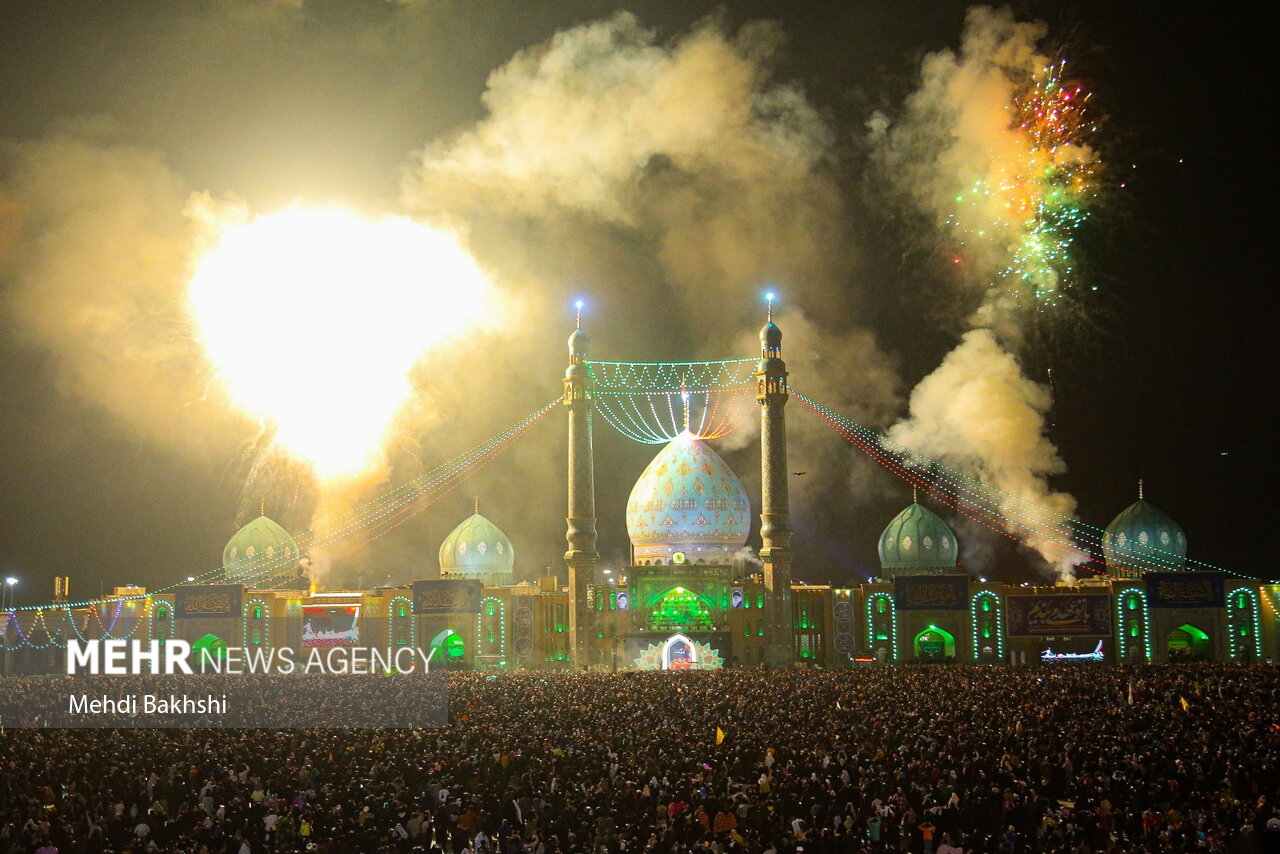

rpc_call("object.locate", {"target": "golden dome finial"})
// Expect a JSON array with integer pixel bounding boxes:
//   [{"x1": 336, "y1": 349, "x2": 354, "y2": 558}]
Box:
[{"x1": 1138, "y1": 478, "x2": 1144, "y2": 501}]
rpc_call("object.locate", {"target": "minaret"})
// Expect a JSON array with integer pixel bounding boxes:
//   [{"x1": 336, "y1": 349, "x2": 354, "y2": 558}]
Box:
[
  {"x1": 756, "y1": 296, "x2": 793, "y2": 667},
  {"x1": 564, "y1": 306, "x2": 598, "y2": 668}
]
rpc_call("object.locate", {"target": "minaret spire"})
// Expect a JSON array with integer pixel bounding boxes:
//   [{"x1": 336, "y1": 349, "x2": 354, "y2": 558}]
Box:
[
  {"x1": 564, "y1": 301, "x2": 598, "y2": 667},
  {"x1": 756, "y1": 291, "x2": 792, "y2": 667},
  {"x1": 681, "y1": 373, "x2": 690, "y2": 434}
]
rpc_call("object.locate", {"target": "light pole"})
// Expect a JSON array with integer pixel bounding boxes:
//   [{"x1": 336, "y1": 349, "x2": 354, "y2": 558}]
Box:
[{"x1": 3, "y1": 577, "x2": 16, "y2": 610}]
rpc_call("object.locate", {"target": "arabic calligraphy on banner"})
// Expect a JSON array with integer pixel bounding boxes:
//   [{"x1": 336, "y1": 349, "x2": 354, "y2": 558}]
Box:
[
  {"x1": 1145, "y1": 572, "x2": 1225, "y2": 608},
  {"x1": 412, "y1": 579, "x2": 485, "y2": 614},
  {"x1": 893, "y1": 575, "x2": 969, "y2": 610},
  {"x1": 1006, "y1": 594, "x2": 1111, "y2": 637},
  {"x1": 174, "y1": 585, "x2": 243, "y2": 619}
]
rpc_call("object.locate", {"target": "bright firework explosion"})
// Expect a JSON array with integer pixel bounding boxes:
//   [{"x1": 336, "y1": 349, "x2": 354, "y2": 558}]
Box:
[
  {"x1": 188, "y1": 209, "x2": 492, "y2": 481},
  {"x1": 948, "y1": 60, "x2": 1101, "y2": 310}
]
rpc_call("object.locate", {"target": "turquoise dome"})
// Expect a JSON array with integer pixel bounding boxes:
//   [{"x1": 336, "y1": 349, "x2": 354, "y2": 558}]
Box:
[
  {"x1": 1103, "y1": 499, "x2": 1186, "y2": 572},
  {"x1": 439, "y1": 513, "x2": 515, "y2": 585},
  {"x1": 626, "y1": 433, "x2": 750, "y2": 565},
  {"x1": 878, "y1": 502, "x2": 958, "y2": 575},
  {"x1": 223, "y1": 515, "x2": 299, "y2": 584}
]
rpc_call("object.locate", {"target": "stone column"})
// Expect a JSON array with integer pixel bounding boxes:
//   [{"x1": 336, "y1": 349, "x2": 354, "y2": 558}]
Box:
[
  {"x1": 757, "y1": 317, "x2": 793, "y2": 667},
  {"x1": 564, "y1": 326, "x2": 598, "y2": 668}
]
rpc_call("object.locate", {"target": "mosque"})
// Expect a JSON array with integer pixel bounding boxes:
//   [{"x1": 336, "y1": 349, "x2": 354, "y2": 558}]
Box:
[{"x1": 2, "y1": 316, "x2": 1277, "y2": 672}]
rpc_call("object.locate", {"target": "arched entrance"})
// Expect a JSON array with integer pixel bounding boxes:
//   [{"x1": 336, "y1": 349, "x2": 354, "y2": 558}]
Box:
[
  {"x1": 428, "y1": 629, "x2": 467, "y2": 669},
  {"x1": 661, "y1": 633, "x2": 698, "y2": 670},
  {"x1": 1167, "y1": 624, "x2": 1210, "y2": 661},
  {"x1": 647, "y1": 586, "x2": 715, "y2": 632},
  {"x1": 914, "y1": 625, "x2": 955, "y2": 661},
  {"x1": 192, "y1": 633, "x2": 227, "y2": 670}
]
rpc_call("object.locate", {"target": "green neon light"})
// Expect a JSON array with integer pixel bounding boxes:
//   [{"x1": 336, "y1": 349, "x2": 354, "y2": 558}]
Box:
[
  {"x1": 866, "y1": 593, "x2": 898, "y2": 660},
  {"x1": 970, "y1": 591, "x2": 1004, "y2": 660}
]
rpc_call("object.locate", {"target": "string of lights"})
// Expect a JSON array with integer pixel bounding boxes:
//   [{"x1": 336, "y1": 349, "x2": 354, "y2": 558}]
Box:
[
  {"x1": 594, "y1": 385, "x2": 756, "y2": 444},
  {"x1": 794, "y1": 388, "x2": 1125, "y2": 579},
  {"x1": 794, "y1": 389, "x2": 1256, "y2": 580},
  {"x1": 3, "y1": 400, "x2": 560, "y2": 644}
]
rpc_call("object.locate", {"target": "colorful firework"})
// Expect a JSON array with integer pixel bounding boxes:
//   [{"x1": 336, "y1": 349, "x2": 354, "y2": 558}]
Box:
[{"x1": 948, "y1": 60, "x2": 1101, "y2": 310}]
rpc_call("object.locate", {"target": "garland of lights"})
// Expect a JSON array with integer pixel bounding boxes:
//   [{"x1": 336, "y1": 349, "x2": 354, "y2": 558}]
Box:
[
  {"x1": 477, "y1": 596, "x2": 506, "y2": 660},
  {"x1": 865, "y1": 593, "x2": 898, "y2": 661},
  {"x1": 795, "y1": 389, "x2": 1126, "y2": 579},
  {"x1": 1116, "y1": 588, "x2": 1151, "y2": 661},
  {"x1": 243, "y1": 597, "x2": 269, "y2": 648},
  {"x1": 595, "y1": 386, "x2": 756, "y2": 444},
  {"x1": 1227, "y1": 587, "x2": 1261, "y2": 660},
  {"x1": 390, "y1": 595, "x2": 415, "y2": 664},
  {"x1": 798, "y1": 389, "x2": 1125, "y2": 576},
  {"x1": 794, "y1": 389, "x2": 1258, "y2": 581},
  {"x1": 589, "y1": 359, "x2": 757, "y2": 391},
  {"x1": 799, "y1": 389, "x2": 1241, "y2": 577},
  {"x1": 2, "y1": 400, "x2": 559, "y2": 649},
  {"x1": 588, "y1": 360, "x2": 759, "y2": 445},
  {"x1": 970, "y1": 590, "x2": 1005, "y2": 660}
]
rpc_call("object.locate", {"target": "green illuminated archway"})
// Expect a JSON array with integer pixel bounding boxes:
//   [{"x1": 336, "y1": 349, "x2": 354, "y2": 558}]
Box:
[
  {"x1": 428, "y1": 629, "x2": 466, "y2": 669},
  {"x1": 914, "y1": 625, "x2": 955, "y2": 660},
  {"x1": 1167, "y1": 624, "x2": 1210, "y2": 661},
  {"x1": 647, "y1": 586, "x2": 715, "y2": 631},
  {"x1": 192, "y1": 633, "x2": 227, "y2": 670}
]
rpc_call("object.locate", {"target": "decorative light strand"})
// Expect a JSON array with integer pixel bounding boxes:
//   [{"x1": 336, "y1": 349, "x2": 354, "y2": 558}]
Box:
[
  {"x1": 8, "y1": 400, "x2": 560, "y2": 623},
  {"x1": 797, "y1": 390, "x2": 1233, "y2": 576},
  {"x1": 1116, "y1": 588, "x2": 1151, "y2": 661},
  {"x1": 795, "y1": 389, "x2": 1124, "y2": 579},
  {"x1": 794, "y1": 389, "x2": 1258, "y2": 580},
  {"x1": 970, "y1": 590, "x2": 1005, "y2": 660}
]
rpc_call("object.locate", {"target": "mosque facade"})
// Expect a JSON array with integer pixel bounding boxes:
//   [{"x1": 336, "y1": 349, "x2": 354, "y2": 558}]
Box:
[{"x1": 3, "y1": 319, "x2": 1277, "y2": 673}]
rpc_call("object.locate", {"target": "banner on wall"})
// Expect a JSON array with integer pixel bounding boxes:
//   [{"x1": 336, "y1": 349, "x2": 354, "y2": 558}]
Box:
[
  {"x1": 1145, "y1": 572, "x2": 1225, "y2": 608},
  {"x1": 174, "y1": 585, "x2": 243, "y2": 619},
  {"x1": 894, "y1": 575, "x2": 969, "y2": 610},
  {"x1": 1006, "y1": 594, "x2": 1112, "y2": 637},
  {"x1": 412, "y1": 579, "x2": 484, "y2": 614}
]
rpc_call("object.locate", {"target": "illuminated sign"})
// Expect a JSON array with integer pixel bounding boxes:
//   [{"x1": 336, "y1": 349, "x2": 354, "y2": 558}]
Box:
[
  {"x1": 301, "y1": 605, "x2": 360, "y2": 648},
  {"x1": 1040, "y1": 639, "x2": 1104, "y2": 661}
]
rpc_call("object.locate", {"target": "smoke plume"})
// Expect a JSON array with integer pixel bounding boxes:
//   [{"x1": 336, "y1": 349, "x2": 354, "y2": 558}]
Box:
[{"x1": 871, "y1": 7, "x2": 1082, "y2": 579}]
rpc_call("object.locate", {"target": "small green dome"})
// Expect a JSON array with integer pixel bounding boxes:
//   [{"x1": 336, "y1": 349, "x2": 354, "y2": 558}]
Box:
[
  {"x1": 223, "y1": 515, "x2": 299, "y2": 583},
  {"x1": 439, "y1": 513, "x2": 515, "y2": 585},
  {"x1": 1103, "y1": 499, "x2": 1186, "y2": 572},
  {"x1": 878, "y1": 502, "x2": 958, "y2": 575}
]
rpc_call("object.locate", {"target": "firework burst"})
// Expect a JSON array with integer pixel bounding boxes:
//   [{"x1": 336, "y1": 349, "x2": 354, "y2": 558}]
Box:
[{"x1": 948, "y1": 60, "x2": 1102, "y2": 311}]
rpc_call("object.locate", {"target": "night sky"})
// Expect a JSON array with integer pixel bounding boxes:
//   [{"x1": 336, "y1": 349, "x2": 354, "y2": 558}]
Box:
[{"x1": 0, "y1": 1, "x2": 1268, "y2": 606}]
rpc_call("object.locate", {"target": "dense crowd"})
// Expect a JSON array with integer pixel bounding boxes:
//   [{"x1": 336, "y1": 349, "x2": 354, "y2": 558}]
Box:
[{"x1": 2, "y1": 664, "x2": 1278, "y2": 854}]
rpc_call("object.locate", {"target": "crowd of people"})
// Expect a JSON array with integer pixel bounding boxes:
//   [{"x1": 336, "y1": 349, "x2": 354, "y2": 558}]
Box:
[{"x1": 1, "y1": 664, "x2": 1278, "y2": 854}]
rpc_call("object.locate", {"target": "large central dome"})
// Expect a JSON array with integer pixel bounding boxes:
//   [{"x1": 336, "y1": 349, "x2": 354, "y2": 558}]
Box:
[{"x1": 626, "y1": 433, "x2": 751, "y2": 565}]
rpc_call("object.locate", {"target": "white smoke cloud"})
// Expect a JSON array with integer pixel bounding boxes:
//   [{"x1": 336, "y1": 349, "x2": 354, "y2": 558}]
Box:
[
  {"x1": 403, "y1": 12, "x2": 852, "y2": 325},
  {"x1": 403, "y1": 13, "x2": 902, "y2": 562},
  {"x1": 1, "y1": 10, "x2": 921, "y2": 590},
  {"x1": 873, "y1": 7, "x2": 1083, "y2": 580}
]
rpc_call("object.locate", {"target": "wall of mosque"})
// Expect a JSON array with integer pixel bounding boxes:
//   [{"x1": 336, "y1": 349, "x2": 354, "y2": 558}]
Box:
[{"x1": 4, "y1": 574, "x2": 1275, "y2": 673}]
